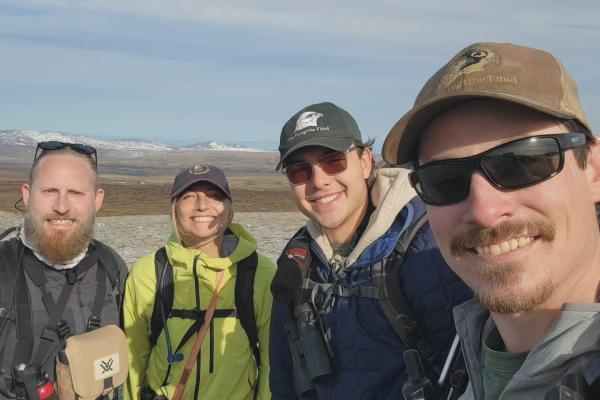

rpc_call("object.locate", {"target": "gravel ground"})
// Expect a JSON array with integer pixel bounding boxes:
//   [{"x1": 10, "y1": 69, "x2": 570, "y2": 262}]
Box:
[{"x1": 0, "y1": 211, "x2": 307, "y2": 267}]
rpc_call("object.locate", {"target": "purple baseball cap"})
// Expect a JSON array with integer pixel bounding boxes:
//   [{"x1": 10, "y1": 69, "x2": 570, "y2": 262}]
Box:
[{"x1": 170, "y1": 164, "x2": 232, "y2": 201}]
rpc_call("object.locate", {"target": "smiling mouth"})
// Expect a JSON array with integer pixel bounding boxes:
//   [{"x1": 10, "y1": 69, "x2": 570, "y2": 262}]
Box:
[
  {"x1": 474, "y1": 236, "x2": 534, "y2": 255},
  {"x1": 47, "y1": 219, "x2": 75, "y2": 226},
  {"x1": 311, "y1": 192, "x2": 341, "y2": 205},
  {"x1": 192, "y1": 216, "x2": 215, "y2": 222}
]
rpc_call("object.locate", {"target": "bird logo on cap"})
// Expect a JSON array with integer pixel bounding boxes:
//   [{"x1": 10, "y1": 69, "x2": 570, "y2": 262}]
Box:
[{"x1": 294, "y1": 111, "x2": 323, "y2": 133}]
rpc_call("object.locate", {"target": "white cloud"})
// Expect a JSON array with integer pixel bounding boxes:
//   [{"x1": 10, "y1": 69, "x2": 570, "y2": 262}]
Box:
[
  {"x1": 14, "y1": 0, "x2": 598, "y2": 41},
  {"x1": 2, "y1": 0, "x2": 599, "y2": 141}
]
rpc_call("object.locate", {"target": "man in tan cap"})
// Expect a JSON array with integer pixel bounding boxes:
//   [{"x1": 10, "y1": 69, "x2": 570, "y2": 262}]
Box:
[{"x1": 383, "y1": 42, "x2": 600, "y2": 399}]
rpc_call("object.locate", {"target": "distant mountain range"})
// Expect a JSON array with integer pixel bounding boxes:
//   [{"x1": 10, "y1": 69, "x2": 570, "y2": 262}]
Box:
[{"x1": 0, "y1": 130, "x2": 269, "y2": 152}]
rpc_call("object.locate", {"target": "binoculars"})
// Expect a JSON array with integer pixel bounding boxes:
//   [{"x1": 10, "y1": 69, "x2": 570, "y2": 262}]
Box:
[{"x1": 285, "y1": 302, "x2": 333, "y2": 398}]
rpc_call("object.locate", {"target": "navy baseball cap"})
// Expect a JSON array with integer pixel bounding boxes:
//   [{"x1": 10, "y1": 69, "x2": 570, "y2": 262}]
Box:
[{"x1": 170, "y1": 164, "x2": 232, "y2": 201}]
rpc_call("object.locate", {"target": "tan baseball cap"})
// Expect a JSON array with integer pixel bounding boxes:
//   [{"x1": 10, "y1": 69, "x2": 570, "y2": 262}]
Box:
[{"x1": 382, "y1": 42, "x2": 592, "y2": 165}]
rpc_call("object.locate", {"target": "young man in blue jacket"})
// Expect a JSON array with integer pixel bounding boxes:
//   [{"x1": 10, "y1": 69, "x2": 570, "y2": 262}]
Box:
[{"x1": 269, "y1": 101, "x2": 472, "y2": 399}]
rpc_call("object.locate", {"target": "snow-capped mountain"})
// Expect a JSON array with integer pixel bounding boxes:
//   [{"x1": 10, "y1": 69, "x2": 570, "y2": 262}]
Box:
[
  {"x1": 183, "y1": 141, "x2": 265, "y2": 152},
  {"x1": 0, "y1": 130, "x2": 266, "y2": 152}
]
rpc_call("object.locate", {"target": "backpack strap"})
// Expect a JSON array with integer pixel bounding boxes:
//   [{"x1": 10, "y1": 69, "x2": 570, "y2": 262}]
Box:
[
  {"x1": 371, "y1": 206, "x2": 437, "y2": 369},
  {"x1": 272, "y1": 228, "x2": 313, "y2": 307},
  {"x1": 16, "y1": 247, "x2": 103, "y2": 368},
  {"x1": 0, "y1": 227, "x2": 18, "y2": 242},
  {"x1": 235, "y1": 251, "x2": 260, "y2": 370},
  {"x1": 149, "y1": 247, "x2": 261, "y2": 394},
  {"x1": 0, "y1": 239, "x2": 21, "y2": 334},
  {"x1": 150, "y1": 247, "x2": 173, "y2": 347},
  {"x1": 92, "y1": 241, "x2": 121, "y2": 290}
]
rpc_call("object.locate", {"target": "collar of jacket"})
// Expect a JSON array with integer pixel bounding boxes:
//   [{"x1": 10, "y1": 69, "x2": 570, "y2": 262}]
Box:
[
  {"x1": 306, "y1": 167, "x2": 417, "y2": 267},
  {"x1": 454, "y1": 299, "x2": 600, "y2": 398},
  {"x1": 165, "y1": 222, "x2": 257, "y2": 274}
]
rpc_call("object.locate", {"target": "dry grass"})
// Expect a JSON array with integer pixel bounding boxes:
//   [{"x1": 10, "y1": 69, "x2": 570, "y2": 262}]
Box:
[
  {"x1": 0, "y1": 174, "x2": 298, "y2": 216},
  {"x1": 0, "y1": 148, "x2": 299, "y2": 216}
]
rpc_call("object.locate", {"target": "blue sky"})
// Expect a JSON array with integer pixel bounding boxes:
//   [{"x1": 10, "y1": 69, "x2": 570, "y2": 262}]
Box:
[{"x1": 1, "y1": 1, "x2": 598, "y2": 150}]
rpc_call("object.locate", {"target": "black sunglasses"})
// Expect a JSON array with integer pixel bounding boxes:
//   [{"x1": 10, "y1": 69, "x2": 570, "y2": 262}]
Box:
[
  {"x1": 34, "y1": 141, "x2": 97, "y2": 168},
  {"x1": 283, "y1": 146, "x2": 361, "y2": 185},
  {"x1": 410, "y1": 133, "x2": 587, "y2": 206}
]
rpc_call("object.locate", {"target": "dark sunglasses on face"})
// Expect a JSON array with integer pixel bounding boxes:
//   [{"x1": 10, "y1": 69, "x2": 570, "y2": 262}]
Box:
[
  {"x1": 410, "y1": 132, "x2": 587, "y2": 206},
  {"x1": 284, "y1": 146, "x2": 361, "y2": 185},
  {"x1": 34, "y1": 141, "x2": 98, "y2": 168}
]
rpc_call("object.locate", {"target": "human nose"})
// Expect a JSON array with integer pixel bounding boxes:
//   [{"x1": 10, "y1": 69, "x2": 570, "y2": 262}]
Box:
[
  {"x1": 53, "y1": 192, "x2": 70, "y2": 214},
  {"x1": 195, "y1": 193, "x2": 209, "y2": 210},
  {"x1": 461, "y1": 172, "x2": 516, "y2": 227},
  {"x1": 309, "y1": 163, "x2": 332, "y2": 188}
]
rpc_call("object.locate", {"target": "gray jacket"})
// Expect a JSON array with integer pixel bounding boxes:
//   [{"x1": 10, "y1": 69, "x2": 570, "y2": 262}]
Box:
[
  {"x1": 0, "y1": 238, "x2": 128, "y2": 399},
  {"x1": 455, "y1": 299, "x2": 600, "y2": 400}
]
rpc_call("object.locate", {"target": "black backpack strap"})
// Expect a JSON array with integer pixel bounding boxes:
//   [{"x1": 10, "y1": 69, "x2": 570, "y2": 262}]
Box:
[
  {"x1": 235, "y1": 252, "x2": 260, "y2": 368},
  {"x1": 235, "y1": 252, "x2": 260, "y2": 398},
  {"x1": 150, "y1": 247, "x2": 173, "y2": 347},
  {"x1": 19, "y1": 248, "x2": 101, "y2": 369},
  {"x1": 13, "y1": 268, "x2": 34, "y2": 372},
  {"x1": 371, "y1": 207, "x2": 437, "y2": 369},
  {"x1": 0, "y1": 239, "x2": 21, "y2": 334},
  {"x1": 88, "y1": 260, "x2": 108, "y2": 331},
  {"x1": 0, "y1": 227, "x2": 18, "y2": 242},
  {"x1": 92, "y1": 241, "x2": 121, "y2": 289},
  {"x1": 90, "y1": 241, "x2": 122, "y2": 330}
]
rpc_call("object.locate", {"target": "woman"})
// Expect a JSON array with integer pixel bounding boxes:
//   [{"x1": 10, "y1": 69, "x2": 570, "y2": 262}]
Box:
[{"x1": 123, "y1": 164, "x2": 275, "y2": 400}]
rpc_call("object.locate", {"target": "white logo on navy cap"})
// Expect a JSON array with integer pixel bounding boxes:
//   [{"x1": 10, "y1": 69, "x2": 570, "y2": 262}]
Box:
[
  {"x1": 189, "y1": 164, "x2": 209, "y2": 174},
  {"x1": 294, "y1": 111, "x2": 323, "y2": 133}
]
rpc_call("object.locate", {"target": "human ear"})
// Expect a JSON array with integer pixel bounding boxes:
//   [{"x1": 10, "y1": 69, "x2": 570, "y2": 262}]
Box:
[
  {"x1": 360, "y1": 147, "x2": 373, "y2": 180},
  {"x1": 586, "y1": 141, "x2": 600, "y2": 202},
  {"x1": 95, "y1": 188, "x2": 105, "y2": 212},
  {"x1": 21, "y1": 183, "x2": 31, "y2": 207}
]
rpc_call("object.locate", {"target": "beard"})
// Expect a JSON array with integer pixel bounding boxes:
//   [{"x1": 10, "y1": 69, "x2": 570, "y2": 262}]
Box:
[
  {"x1": 23, "y1": 210, "x2": 95, "y2": 263},
  {"x1": 472, "y1": 260, "x2": 557, "y2": 313},
  {"x1": 450, "y1": 219, "x2": 556, "y2": 314}
]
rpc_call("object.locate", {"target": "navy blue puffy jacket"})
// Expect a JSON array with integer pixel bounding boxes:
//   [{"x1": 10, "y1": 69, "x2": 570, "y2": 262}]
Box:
[{"x1": 269, "y1": 198, "x2": 473, "y2": 399}]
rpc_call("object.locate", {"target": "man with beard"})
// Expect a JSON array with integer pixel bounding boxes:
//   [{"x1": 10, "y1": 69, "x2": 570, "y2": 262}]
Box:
[
  {"x1": 383, "y1": 42, "x2": 600, "y2": 399},
  {"x1": 0, "y1": 142, "x2": 128, "y2": 399}
]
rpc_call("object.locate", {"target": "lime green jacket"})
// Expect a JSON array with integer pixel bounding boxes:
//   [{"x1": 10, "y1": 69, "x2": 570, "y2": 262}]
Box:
[{"x1": 123, "y1": 224, "x2": 275, "y2": 400}]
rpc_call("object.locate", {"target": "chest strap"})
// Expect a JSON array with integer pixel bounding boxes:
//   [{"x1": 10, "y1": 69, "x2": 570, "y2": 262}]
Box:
[{"x1": 13, "y1": 247, "x2": 106, "y2": 370}]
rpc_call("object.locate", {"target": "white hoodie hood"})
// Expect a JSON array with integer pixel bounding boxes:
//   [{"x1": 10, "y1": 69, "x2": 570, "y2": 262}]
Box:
[{"x1": 306, "y1": 167, "x2": 417, "y2": 267}]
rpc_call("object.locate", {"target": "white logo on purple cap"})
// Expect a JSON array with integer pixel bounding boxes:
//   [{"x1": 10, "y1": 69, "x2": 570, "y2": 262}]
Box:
[{"x1": 294, "y1": 111, "x2": 323, "y2": 133}]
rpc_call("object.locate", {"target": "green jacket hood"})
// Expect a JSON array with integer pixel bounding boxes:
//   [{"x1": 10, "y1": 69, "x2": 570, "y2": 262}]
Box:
[{"x1": 165, "y1": 223, "x2": 257, "y2": 274}]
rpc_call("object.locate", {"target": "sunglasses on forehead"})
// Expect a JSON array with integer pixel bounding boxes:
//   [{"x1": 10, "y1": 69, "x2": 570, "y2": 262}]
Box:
[
  {"x1": 34, "y1": 141, "x2": 98, "y2": 168},
  {"x1": 283, "y1": 146, "x2": 361, "y2": 185},
  {"x1": 410, "y1": 132, "x2": 587, "y2": 206}
]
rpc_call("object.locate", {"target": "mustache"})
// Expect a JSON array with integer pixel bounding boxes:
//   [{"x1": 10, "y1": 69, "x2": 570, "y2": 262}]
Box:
[
  {"x1": 450, "y1": 220, "x2": 555, "y2": 256},
  {"x1": 42, "y1": 212, "x2": 79, "y2": 221}
]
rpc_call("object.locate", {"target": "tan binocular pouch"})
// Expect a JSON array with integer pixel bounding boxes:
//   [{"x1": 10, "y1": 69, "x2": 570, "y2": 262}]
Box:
[{"x1": 56, "y1": 324, "x2": 128, "y2": 400}]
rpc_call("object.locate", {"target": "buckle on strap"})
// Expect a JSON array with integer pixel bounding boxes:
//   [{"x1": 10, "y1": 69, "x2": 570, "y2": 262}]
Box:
[
  {"x1": 87, "y1": 315, "x2": 101, "y2": 331},
  {"x1": 56, "y1": 320, "x2": 72, "y2": 342}
]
